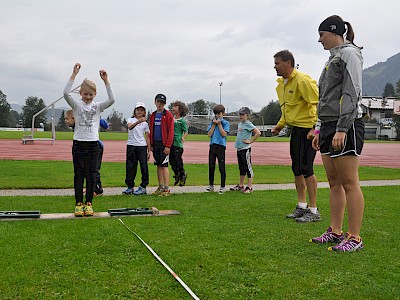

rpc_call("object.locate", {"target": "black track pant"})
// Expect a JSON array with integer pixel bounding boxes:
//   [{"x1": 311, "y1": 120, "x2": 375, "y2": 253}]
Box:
[
  {"x1": 208, "y1": 144, "x2": 226, "y2": 187},
  {"x1": 125, "y1": 145, "x2": 149, "y2": 188},
  {"x1": 72, "y1": 140, "x2": 99, "y2": 205},
  {"x1": 170, "y1": 145, "x2": 185, "y2": 180}
]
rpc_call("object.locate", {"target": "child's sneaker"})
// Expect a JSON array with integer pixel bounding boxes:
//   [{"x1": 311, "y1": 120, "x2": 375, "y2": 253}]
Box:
[
  {"x1": 159, "y1": 189, "x2": 171, "y2": 197},
  {"x1": 328, "y1": 232, "x2": 364, "y2": 252},
  {"x1": 286, "y1": 205, "x2": 308, "y2": 219},
  {"x1": 84, "y1": 203, "x2": 94, "y2": 217},
  {"x1": 74, "y1": 203, "x2": 84, "y2": 217},
  {"x1": 218, "y1": 187, "x2": 226, "y2": 194},
  {"x1": 173, "y1": 175, "x2": 179, "y2": 186},
  {"x1": 230, "y1": 184, "x2": 244, "y2": 191},
  {"x1": 242, "y1": 186, "x2": 253, "y2": 193},
  {"x1": 133, "y1": 186, "x2": 147, "y2": 195},
  {"x1": 179, "y1": 173, "x2": 187, "y2": 186},
  {"x1": 309, "y1": 227, "x2": 345, "y2": 244},
  {"x1": 152, "y1": 187, "x2": 163, "y2": 195},
  {"x1": 122, "y1": 187, "x2": 134, "y2": 195},
  {"x1": 94, "y1": 185, "x2": 103, "y2": 196},
  {"x1": 296, "y1": 210, "x2": 321, "y2": 222},
  {"x1": 206, "y1": 185, "x2": 214, "y2": 192}
]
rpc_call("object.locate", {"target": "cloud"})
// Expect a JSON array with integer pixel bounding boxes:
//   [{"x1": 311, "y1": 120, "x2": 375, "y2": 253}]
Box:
[{"x1": 1, "y1": 0, "x2": 399, "y2": 120}]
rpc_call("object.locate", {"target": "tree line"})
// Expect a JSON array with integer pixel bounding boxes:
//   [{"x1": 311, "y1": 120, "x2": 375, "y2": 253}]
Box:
[
  {"x1": 0, "y1": 89, "x2": 282, "y2": 131},
  {"x1": 1, "y1": 79, "x2": 399, "y2": 134},
  {"x1": 382, "y1": 79, "x2": 400, "y2": 98}
]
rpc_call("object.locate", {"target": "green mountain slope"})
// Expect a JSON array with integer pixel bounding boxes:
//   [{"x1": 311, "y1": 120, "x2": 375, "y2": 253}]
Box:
[{"x1": 363, "y1": 52, "x2": 400, "y2": 96}]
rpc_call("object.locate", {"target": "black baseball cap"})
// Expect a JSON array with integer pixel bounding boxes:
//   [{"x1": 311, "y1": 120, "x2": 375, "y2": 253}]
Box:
[
  {"x1": 238, "y1": 107, "x2": 251, "y2": 115},
  {"x1": 155, "y1": 94, "x2": 167, "y2": 102}
]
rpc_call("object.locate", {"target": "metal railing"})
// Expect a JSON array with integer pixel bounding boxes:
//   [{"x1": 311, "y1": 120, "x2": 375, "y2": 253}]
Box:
[{"x1": 23, "y1": 83, "x2": 81, "y2": 144}]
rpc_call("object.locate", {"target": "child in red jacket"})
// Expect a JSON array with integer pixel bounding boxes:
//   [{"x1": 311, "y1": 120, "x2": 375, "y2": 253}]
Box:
[{"x1": 149, "y1": 94, "x2": 174, "y2": 196}]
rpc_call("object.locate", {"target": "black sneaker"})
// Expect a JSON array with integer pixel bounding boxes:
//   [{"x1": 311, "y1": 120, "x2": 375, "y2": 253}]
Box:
[
  {"x1": 242, "y1": 186, "x2": 253, "y2": 193},
  {"x1": 230, "y1": 184, "x2": 244, "y2": 191},
  {"x1": 173, "y1": 175, "x2": 179, "y2": 186},
  {"x1": 179, "y1": 173, "x2": 187, "y2": 186},
  {"x1": 286, "y1": 205, "x2": 308, "y2": 219}
]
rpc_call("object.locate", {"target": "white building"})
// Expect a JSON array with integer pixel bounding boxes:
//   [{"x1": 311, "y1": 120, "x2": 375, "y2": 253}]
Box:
[{"x1": 360, "y1": 97, "x2": 398, "y2": 139}]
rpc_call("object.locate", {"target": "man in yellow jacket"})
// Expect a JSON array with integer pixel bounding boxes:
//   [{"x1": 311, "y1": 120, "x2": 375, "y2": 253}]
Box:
[{"x1": 272, "y1": 50, "x2": 320, "y2": 223}]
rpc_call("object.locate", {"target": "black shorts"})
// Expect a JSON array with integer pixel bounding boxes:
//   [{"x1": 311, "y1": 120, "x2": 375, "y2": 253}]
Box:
[
  {"x1": 290, "y1": 126, "x2": 316, "y2": 178},
  {"x1": 153, "y1": 140, "x2": 169, "y2": 167},
  {"x1": 319, "y1": 118, "x2": 364, "y2": 157},
  {"x1": 237, "y1": 148, "x2": 253, "y2": 178}
]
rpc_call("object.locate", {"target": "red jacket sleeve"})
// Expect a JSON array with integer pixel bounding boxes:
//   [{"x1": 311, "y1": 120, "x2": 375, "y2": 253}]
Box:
[
  {"x1": 165, "y1": 111, "x2": 175, "y2": 148},
  {"x1": 149, "y1": 112, "x2": 155, "y2": 146}
]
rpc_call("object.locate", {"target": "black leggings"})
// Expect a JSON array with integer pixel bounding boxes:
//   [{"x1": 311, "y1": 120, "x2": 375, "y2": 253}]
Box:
[
  {"x1": 289, "y1": 126, "x2": 316, "y2": 178},
  {"x1": 170, "y1": 145, "x2": 185, "y2": 179},
  {"x1": 72, "y1": 140, "x2": 99, "y2": 205},
  {"x1": 208, "y1": 144, "x2": 226, "y2": 187}
]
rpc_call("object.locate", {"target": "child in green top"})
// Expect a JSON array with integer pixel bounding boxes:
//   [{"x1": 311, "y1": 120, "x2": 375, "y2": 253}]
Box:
[{"x1": 170, "y1": 101, "x2": 189, "y2": 186}]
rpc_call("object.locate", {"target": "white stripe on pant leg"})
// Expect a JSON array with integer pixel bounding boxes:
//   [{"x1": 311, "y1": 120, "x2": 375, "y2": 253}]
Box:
[{"x1": 246, "y1": 149, "x2": 254, "y2": 178}]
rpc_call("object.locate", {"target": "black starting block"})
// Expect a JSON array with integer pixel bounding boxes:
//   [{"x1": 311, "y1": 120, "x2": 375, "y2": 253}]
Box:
[
  {"x1": 108, "y1": 208, "x2": 155, "y2": 216},
  {"x1": 0, "y1": 211, "x2": 41, "y2": 219}
]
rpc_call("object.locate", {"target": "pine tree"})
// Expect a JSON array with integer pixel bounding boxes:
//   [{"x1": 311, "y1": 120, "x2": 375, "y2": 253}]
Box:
[
  {"x1": 21, "y1": 96, "x2": 46, "y2": 128},
  {"x1": 0, "y1": 90, "x2": 11, "y2": 127},
  {"x1": 382, "y1": 82, "x2": 396, "y2": 97},
  {"x1": 395, "y1": 79, "x2": 400, "y2": 97}
]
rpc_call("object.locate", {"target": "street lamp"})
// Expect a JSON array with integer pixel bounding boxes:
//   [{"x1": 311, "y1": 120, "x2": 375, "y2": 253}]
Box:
[{"x1": 219, "y1": 82, "x2": 223, "y2": 104}]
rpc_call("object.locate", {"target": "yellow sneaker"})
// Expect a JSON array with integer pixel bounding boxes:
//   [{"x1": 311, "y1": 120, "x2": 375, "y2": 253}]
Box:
[
  {"x1": 152, "y1": 187, "x2": 163, "y2": 195},
  {"x1": 84, "y1": 203, "x2": 94, "y2": 217},
  {"x1": 74, "y1": 203, "x2": 84, "y2": 217},
  {"x1": 159, "y1": 189, "x2": 171, "y2": 197}
]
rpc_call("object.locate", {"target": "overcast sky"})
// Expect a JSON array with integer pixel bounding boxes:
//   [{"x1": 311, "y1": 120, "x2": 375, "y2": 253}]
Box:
[{"x1": 1, "y1": 0, "x2": 399, "y2": 119}]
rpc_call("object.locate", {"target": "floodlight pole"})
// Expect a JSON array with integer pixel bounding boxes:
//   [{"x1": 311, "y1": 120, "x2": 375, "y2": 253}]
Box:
[{"x1": 219, "y1": 82, "x2": 223, "y2": 104}]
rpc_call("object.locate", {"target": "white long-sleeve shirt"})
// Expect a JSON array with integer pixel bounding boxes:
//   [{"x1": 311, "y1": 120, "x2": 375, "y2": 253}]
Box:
[{"x1": 63, "y1": 79, "x2": 115, "y2": 141}]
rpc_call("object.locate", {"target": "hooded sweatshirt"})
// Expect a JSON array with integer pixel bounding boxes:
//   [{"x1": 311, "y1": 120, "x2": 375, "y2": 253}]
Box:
[{"x1": 316, "y1": 42, "x2": 363, "y2": 132}]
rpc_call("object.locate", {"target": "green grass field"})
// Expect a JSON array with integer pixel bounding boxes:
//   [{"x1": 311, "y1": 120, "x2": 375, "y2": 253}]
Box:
[
  {"x1": 0, "y1": 186, "x2": 399, "y2": 299},
  {"x1": 0, "y1": 134, "x2": 399, "y2": 299},
  {"x1": 1, "y1": 160, "x2": 399, "y2": 189}
]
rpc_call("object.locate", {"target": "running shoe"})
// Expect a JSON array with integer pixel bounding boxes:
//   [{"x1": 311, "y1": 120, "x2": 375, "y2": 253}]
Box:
[
  {"x1": 179, "y1": 173, "x2": 187, "y2": 186},
  {"x1": 133, "y1": 186, "x2": 147, "y2": 195},
  {"x1": 230, "y1": 184, "x2": 244, "y2": 191},
  {"x1": 328, "y1": 232, "x2": 363, "y2": 252},
  {"x1": 286, "y1": 205, "x2": 308, "y2": 219},
  {"x1": 74, "y1": 203, "x2": 84, "y2": 217},
  {"x1": 173, "y1": 175, "x2": 179, "y2": 186},
  {"x1": 93, "y1": 188, "x2": 104, "y2": 196},
  {"x1": 206, "y1": 185, "x2": 214, "y2": 192},
  {"x1": 159, "y1": 189, "x2": 171, "y2": 197},
  {"x1": 84, "y1": 203, "x2": 94, "y2": 217},
  {"x1": 122, "y1": 187, "x2": 134, "y2": 195},
  {"x1": 218, "y1": 187, "x2": 226, "y2": 194},
  {"x1": 309, "y1": 227, "x2": 345, "y2": 244},
  {"x1": 152, "y1": 187, "x2": 163, "y2": 195},
  {"x1": 296, "y1": 210, "x2": 321, "y2": 222},
  {"x1": 242, "y1": 186, "x2": 253, "y2": 194}
]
